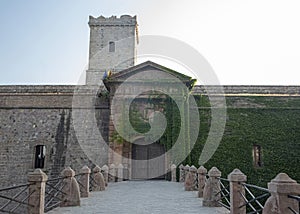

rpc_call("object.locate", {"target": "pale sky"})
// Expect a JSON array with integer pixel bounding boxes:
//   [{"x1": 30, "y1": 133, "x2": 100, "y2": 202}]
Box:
[{"x1": 0, "y1": 0, "x2": 300, "y2": 85}]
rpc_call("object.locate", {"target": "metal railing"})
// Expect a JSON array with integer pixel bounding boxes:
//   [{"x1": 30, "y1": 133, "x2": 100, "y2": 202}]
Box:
[
  {"x1": 239, "y1": 182, "x2": 270, "y2": 214},
  {"x1": 217, "y1": 178, "x2": 231, "y2": 210},
  {"x1": 74, "y1": 173, "x2": 86, "y2": 195},
  {"x1": 89, "y1": 172, "x2": 97, "y2": 192},
  {"x1": 44, "y1": 177, "x2": 66, "y2": 212},
  {"x1": 288, "y1": 195, "x2": 300, "y2": 214},
  {"x1": 0, "y1": 183, "x2": 35, "y2": 214}
]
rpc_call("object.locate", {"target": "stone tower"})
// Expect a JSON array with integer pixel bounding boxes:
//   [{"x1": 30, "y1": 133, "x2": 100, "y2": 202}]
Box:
[{"x1": 86, "y1": 15, "x2": 138, "y2": 85}]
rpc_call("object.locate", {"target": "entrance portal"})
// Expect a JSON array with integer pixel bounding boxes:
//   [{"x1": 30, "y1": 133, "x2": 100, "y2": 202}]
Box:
[{"x1": 131, "y1": 139, "x2": 165, "y2": 180}]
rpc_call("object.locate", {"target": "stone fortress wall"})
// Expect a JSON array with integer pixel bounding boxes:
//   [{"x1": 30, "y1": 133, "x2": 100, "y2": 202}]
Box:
[{"x1": 1, "y1": 84, "x2": 299, "y2": 186}]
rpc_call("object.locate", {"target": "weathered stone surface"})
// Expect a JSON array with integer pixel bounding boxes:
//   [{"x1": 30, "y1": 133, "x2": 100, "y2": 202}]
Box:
[
  {"x1": 92, "y1": 166, "x2": 106, "y2": 191},
  {"x1": 179, "y1": 164, "x2": 184, "y2": 183},
  {"x1": 102, "y1": 165, "x2": 109, "y2": 186},
  {"x1": 171, "y1": 164, "x2": 177, "y2": 182},
  {"x1": 79, "y1": 166, "x2": 91, "y2": 197},
  {"x1": 61, "y1": 167, "x2": 81, "y2": 207},
  {"x1": 197, "y1": 166, "x2": 207, "y2": 198},
  {"x1": 203, "y1": 167, "x2": 221, "y2": 207},
  {"x1": 263, "y1": 173, "x2": 300, "y2": 214},
  {"x1": 185, "y1": 166, "x2": 197, "y2": 191},
  {"x1": 228, "y1": 169, "x2": 247, "y2": 214},
  {"x1": 28, "y1": 169, "x2": 48, "y2": 214},
  {"x1": 0, "y1": 86, "x2": 109, "y2": 187},
  {"x1": 86, "y1": 15, "x2": 137, "y2": 85}
]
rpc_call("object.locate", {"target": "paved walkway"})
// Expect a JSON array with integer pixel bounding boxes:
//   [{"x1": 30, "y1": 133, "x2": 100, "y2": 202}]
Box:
[{"x1": 48, "y1": 181, "x2": 229, "y2": 214}]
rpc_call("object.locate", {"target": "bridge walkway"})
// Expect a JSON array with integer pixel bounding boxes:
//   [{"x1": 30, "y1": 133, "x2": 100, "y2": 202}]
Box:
[{"x1": 48, "y1": 180, "x2": 229, "y2": 214}]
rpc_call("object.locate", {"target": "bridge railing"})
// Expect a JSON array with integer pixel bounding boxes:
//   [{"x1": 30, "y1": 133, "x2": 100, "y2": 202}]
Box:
[
  {"x1": 179, "y1": 164, "x2": 300, "y2": 214},
  {"x1": 0, "y1": 164, "x2": 115, "y2": 214},
  {"x1": 44, "y1": 176, "x2": 66, "y2": 212},
  {"x1": 239, "y1": 182, "x2": 270, "y2": 213},
  {"x1": 217, "y1": 178, "x2": 230, "y2": 210},
  {"x1": 0, "y1": 182, "x2": 35, "y2": 214}
]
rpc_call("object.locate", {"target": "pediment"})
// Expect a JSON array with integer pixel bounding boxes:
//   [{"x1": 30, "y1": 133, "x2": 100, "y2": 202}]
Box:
[{"x1": 103, "y1": 61, "x2": 196, "y2": 91}]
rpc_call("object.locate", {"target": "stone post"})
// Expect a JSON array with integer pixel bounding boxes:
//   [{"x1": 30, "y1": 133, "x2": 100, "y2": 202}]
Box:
[
  {"x1": 191, "y1": 165, "x2": 198, "y2": 190},
  {"x1": 117, "y1": 164, "x2": 124, "y2": 182},
  {"x1": 61, "y1": 167, "x2": 81, "y2": 207},
  {"x1": 185, "y1": 166, "x2": 197, "y2": 191},
  {"x1": 183, "y1": 164, "x2": 190, "y2": 182},
  {"x1": 92, "y1": 165, "x2": 106, "y2": 191},
  {"x1": 203, "y1": 167, "x2": 221, "y2": 207},
  {"x1": 263, "y1": 173, "x2": 300, "y2": 214},
  {"x1": 197, "y1": 166, "x2": 207, "y2": 198},
  {"x1": 179, "y1": 164, "x2": 184, "y2": 182},
  {"x1": 228, "y1": 169, "x2": 247, "y2": 214},
  {"x1": 109, "y1": 164, "x2": 116, "y2": 182},
  {"x1": 28, "y1": 169, "x2": 48, "y2": 214},
  {"x1": 102, "y1": 165, "x2": 109, "y2": 186},
  {"x1": 171, "y1": 164, "x2": 177, "y2": 182},
  {"x1": 79, "y1": 166, "x2": 90, "y2": 198}
]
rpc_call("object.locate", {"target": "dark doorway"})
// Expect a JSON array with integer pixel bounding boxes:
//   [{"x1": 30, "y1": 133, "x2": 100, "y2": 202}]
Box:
[{"x1": 131, "y1": 139, "x2": 165, "y2": 180}]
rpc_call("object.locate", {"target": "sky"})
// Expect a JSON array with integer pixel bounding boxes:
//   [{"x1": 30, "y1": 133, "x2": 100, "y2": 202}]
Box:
[{"x1": 0, "y1": 0, "x2": 300, "y2": 85}]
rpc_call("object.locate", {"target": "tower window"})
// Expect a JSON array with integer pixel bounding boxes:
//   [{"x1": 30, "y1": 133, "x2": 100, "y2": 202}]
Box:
[
  {"x1": 109, "y1": 41, "x2": 115, "y2": 52},
  {"x1": 34, "y1": 145, "x2": 46, "y2": 169},
  {"x1": 253, "y1": 144, "x2": 262, "y2": 167}
]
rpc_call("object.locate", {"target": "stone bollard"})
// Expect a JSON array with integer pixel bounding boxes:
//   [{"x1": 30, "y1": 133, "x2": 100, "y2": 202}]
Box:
[
  {"x1": 190, "y1": 165, "x2": 198, "y2": 190},
  {"x1": 197, "y1": 166, "x2": 207, "y2": 198},
  {"x1": 109, "y1": 164, "x2": 116, "y2": 182},
  {"x1": 183, "y1": 164, "x2": 190, "y2": 182},
  {"x1": 171, "y1": 164, "x2": 177, "y2": 182},
  {"x1": 185, "y1": 166, "x2": 197, "y2": 191},
  {"x1": 92, "y1": 165, "x2": 106, "y2": 191},
  {"x1": 28, "y1": 169, "x2": 48, "y2": 214},
  {"x1": 203, "y1": 167, "x2": 221, "y2": 207},
  {"x1": 228, "y1": 169, "x2": 247, "y2": 214},
  {"x1": 61, "y1": 167, "x2": 81, "y2": 207},
  {"x1": 263, "y1": 173, "x2": 300, "y2": 214},
  {"x1": 79, "y1": 166, "x2": 90, "y2": 198},
  {"x1": 179, "y1": 164, "x2": 184, "y2": 182},
  {"x1": 117, "y1": 164, "x2": 124, "y2": 182},
  {"x1": 102, "y1": 165, "x2": 109, "y2": 186}
]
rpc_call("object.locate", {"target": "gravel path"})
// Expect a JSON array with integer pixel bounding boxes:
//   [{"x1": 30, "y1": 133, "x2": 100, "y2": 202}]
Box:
[{"x1": 48, "y1": 181, "x2": 229, "y2": 214}]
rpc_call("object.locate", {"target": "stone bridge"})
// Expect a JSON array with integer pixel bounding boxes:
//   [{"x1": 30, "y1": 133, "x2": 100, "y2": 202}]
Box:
[
  {"x1": 1, "y1": 164, "x2": 300, "y2": 214},
  {"x1": 48, "y1": 181, "x2": 228, "y2": 214}
]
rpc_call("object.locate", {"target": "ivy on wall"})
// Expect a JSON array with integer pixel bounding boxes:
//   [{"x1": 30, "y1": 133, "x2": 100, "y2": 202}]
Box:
[
  {"x1": 190, "y1": 95, "x2": 300, "y2": 187},
  {"x1": 113, "y1": 91, "x2": 300, "y2": 186}
]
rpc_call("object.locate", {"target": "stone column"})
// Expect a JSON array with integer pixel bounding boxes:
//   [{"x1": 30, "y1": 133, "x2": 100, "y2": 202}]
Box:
[
  {"x1": 183, "y1": 164, "x2": 190, "y2": 182},
  {"x1": 203, "y1": 167, "x2": 221, "y2": 207},
  {"x1": 117, "y1": 164, "x2": 124, "y2": 182},
  {"x1": 109, "y1": 164, "x2": 116, "y2": 182},
  {"x1": 185, "y1": 166, "x2": 197, "y2": 191},
  {"x1": 228, "y1": 169, "x2": 247, "y2": 214},
  {"x1": 197, "y1": 166, "x2": 207, "y2": 198},
  {"x1": 61, "y1": 167, "x2": 81, "y2": 207},
  {"x1": 102, "y1": 165, "x2": 109, "y2": 186},
  {"x1": 263, "y1": 173, "x2": 300, "y2": 214},
  {"x1": 28, "y1": 169, "x2": 48, "y2": 214},
  {"x1": 79, "y1": 166, "x2": 91, "y2": 198},
  {"x1": 171, "y1": 164, "x2": 177, "y2": 182},
  {"x1": 92, "y1": 165, "x2": 106, "y2": 191},
  {"x1": 179, "y1": 164, "x2": 184, "y2": 182}
]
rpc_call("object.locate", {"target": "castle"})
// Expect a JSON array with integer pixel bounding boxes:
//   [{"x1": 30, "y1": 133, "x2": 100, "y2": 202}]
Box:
[{"x1": 1, "y1": 15, "x2": 300, "y2": 186}]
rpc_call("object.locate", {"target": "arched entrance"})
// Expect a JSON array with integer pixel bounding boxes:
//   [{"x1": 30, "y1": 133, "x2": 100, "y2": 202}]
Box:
[{"x1": 131, "y1": 138, "x2": 165, "y2": 180}]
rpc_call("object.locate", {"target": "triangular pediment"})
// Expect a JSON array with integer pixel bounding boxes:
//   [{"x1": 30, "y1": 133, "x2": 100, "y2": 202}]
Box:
[{"x1": 103, "y1": 61, "x2": 196, "y2": 90}]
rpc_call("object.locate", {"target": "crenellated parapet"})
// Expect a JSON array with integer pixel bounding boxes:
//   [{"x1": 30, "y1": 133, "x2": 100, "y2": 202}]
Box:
[{"x1": 88, "y1": 15, "x2": 137, "y2": 27}]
